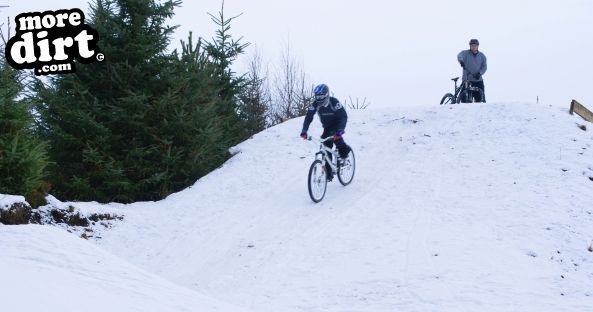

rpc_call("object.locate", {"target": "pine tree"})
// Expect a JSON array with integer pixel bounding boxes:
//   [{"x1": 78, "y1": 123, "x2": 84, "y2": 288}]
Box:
[
  {"x1": 204, "y1": 1, "x2": 250, "y2": 141},
  {"x1": 34, "y1": 0, "x2": 250, "y2": 203},
  {"x1": 0, "y1": 36, "x2": 49, "y2": 206},
  {"x1": 34, "y1": 0, "x2": 183, "y2": 202},
  {"x1": 161, "y1": 32, "x2": 238, "y2": 192}
]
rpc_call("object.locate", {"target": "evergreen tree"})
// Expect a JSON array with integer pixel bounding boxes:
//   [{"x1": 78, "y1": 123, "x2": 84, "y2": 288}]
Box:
[
  {"x1": 204, "y1": 1, "x2": 250, "y2": 141},
  {"x1": 0, "y1": 38, "x2": 49, "y2": 205},
  {"x1": 163, "y1": 32, "x2": 239, "y2": 192},
  {"x1": 34, "y1": 0, "x2": 249, "y2": 203}
]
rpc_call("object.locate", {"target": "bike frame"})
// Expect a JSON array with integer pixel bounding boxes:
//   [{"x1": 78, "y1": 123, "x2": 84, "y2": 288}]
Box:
[
  {"x1": 305, "y1": 135, "x2": 355, "y2": 202},
  {"x1": 448, "y1": 72, "x2": 483, "y2": 103},
  {"x1": 452, "y1": 77, "x2": 462, "y2": 100},
  {"x1": 308, "y1": 136, "x2": 340, "y2": 173}
]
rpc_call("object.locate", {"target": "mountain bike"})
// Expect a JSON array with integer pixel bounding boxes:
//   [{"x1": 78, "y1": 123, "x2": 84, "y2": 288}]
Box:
[
  {"x1": 440, "y1": 74, "x2": 485, "y2": 104},
  {"x1": 306, "y1": 136, "x2": 356, "y2": 203}
]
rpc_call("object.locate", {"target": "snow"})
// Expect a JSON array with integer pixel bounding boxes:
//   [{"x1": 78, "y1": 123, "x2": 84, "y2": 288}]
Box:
[
  {"x1": 0, "y1": 194, "x2": 26, "y2": 210},
  {"x1": 0, "y1": 225, "x2": 249, "y2": 312},
  {"x1": 1, "y1": 101, "x2": 593, "y2": 311}
]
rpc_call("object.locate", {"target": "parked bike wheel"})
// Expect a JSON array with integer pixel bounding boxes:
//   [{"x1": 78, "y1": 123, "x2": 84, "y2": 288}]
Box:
[
  {"x1": 308, "y1": 159, "x2": 327, "y2": 202},
  {"x1": 338, "y1": 150, "x2": 355, "y2": 186},
  {"x1": 465, "y1": 87, "x2": 485, "y2": 103},
  {"x1": 440, "y1": 93, "x2": 454, "y2": 105},
  {"x1": 458, "y1": 89, "x2": 471, "y2": 103}
]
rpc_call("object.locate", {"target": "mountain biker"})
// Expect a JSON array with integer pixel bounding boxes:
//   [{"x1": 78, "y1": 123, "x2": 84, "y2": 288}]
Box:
[
  {"x1": 300, "y1": 84, "x2": 352, "y2": 181},
  {"x1": 457, "y1": 38, "x2": 487, "y2": 102}
]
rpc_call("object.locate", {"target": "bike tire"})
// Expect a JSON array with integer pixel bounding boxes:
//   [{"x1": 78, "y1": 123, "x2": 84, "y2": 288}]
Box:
[
  {"x1": 458, "y1": 89, "x2": 470, "y2": 103},
  {"x1": 338, "y1": 150, "x2": 356, "y2": 186},
  {"x1": 308, "y1": 159, "x2": 327, "y2": 203},
  {"x1": 440, "y1": 93, "x2": 454, "y2": 105}
]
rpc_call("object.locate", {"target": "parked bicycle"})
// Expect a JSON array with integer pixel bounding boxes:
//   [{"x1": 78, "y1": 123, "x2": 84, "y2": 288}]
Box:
[
  {"x1": 306, "y1": 136, "x2": 355, "y2": 203},
  {"x1": 440, "y1": 74, "x2": 485, "y2": 104}
]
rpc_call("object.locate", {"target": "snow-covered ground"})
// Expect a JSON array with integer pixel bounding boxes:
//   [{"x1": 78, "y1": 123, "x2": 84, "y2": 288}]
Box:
[
  {"x1": 0, "y1": 194, "x2": 26, "y2": 209},
  {"x1": 0, "y1": 225, "x2": 249, "y2": 312},
  {"x1": 2, "y1": 102, "x2": 593, "y2": 311}
]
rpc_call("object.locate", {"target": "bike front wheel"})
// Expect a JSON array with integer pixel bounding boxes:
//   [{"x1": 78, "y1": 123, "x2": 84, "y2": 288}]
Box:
[
  {"x1": 308, "y1": 159, "x2": 327, "y2": 203},
  {"x1": 338, "y1": 150, "x2": 356, "y2": 186},
  {"x1": 440, "y1": 93, "x2": 454, "y2": 105},
  {"x1": 464, "y1": 86, "x2": 485, "y2": 103},
  {"x1": 459, "y1": 89, "x2": 471, "y2": 103}
]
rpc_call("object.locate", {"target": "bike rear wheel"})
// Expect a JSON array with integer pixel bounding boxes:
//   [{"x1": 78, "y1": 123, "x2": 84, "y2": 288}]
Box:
[
  {"x1": 338, "y1": 150, "x2": 355, "y2": 186},
  {"x1": 308, "y1": 159, "x2": 327, "y2": 203},
  {"x1": 440, "y1": 93, "x2": 454, "y2": 105}
]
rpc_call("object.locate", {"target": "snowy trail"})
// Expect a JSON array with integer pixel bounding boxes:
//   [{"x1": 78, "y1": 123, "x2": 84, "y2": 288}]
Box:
[
  {"x1": 0, "y1": 225, "x2": 250, "y2": 312},
  {"x1": 29, "y1": 102, "x2": 593, "y2": 311}
]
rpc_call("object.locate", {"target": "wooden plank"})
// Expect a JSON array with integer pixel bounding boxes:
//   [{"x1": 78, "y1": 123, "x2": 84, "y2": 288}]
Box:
[{"x1": 570, "y1": 100, "x2": 593, "y2": 122}]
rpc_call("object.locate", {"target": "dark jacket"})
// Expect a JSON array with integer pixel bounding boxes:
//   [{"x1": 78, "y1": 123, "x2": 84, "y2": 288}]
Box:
[
  {"x1": 301, "y1": 97, "x2": 347, "y2": 133},
  {"x1": 457, "y1": 50, "x2": 487, "y2": 82}
]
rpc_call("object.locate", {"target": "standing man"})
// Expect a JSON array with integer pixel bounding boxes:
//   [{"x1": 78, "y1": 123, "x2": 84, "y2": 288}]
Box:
[{"x1": 457, "y1": 38, "x2": 487, "y2": 102}]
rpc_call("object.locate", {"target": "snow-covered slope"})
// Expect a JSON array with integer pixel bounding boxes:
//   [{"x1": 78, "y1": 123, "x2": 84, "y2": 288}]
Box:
[
  {"x1": 0, "y1": 225, "x2": 249, "y2": 312},
  {"x1": 92, "y1": 102, "x2": 593, "y2": 311},
  {"x1": 2, "y1": 102, "x2": 592, "y2": 311}
]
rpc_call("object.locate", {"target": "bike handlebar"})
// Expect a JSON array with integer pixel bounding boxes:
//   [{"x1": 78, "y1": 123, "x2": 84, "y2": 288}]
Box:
[{"x1": 306, "y1": 136, "x2": 333, "y2": 143}]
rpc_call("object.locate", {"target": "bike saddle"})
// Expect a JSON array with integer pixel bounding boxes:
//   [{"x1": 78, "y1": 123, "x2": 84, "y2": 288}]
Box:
[{"x1": 451, "y1": 77, "x2": 459, "y2": 82}]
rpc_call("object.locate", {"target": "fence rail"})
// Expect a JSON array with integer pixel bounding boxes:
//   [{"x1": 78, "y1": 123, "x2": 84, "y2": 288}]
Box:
[{"x1": 569, "y1": 99, "x2": 593, "y2": 122}]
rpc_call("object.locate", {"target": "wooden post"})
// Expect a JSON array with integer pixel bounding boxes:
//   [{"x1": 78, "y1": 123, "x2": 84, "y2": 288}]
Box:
[{"x1": 570, "y1": 100, "x2": 593, "y2": 122}]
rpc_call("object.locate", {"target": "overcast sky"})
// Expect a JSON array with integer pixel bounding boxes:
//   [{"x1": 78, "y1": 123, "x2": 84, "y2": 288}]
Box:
[{"x1": 2, "y1": 0, "x2": 592, "y2": 108}]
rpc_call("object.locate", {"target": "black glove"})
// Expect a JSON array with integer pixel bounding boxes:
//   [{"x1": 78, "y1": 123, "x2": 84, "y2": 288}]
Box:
[
  {"x1": 459, "y1": 61, "x2": 465, "y2": 68},
  {"x1": 300, "y1": 132, "x2": 307, "y2": 139},
  {"x1": 473, "y1": 73, "x2": 481, "y2": 80}
]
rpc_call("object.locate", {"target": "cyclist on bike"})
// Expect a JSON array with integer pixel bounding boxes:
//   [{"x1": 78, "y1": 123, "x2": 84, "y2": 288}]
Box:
[
  {"x1": 300, "y1": 84, "x2": 352, "y2": 181},
  {"x1": 457, "y1": 38, "x2": 487, "y2": 102}
]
